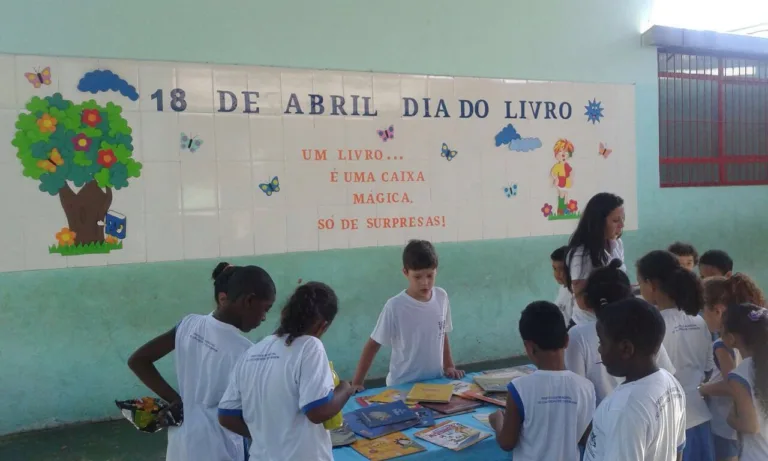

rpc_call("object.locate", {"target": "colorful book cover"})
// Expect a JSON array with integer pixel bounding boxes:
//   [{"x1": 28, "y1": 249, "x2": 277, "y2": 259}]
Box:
[
  {"x1": 414, "y1": 408, "x2": 435, "y2": 428},
  {"x1": 356, "y1": 396, "x2": 373, "y2": 407},
  {"x1": 473, "y1": 374, "x2": 521, "y2": 393},
  {"x1": 481, "y1": 364, "x2": 536, "y2": 376},
  {"x1": 368, "y1": 389, "x2": 408, "y2": 403},
  {"x1": 351, "y1": 432, "x2": 427, "y2": 461},
  {"x1": 472, "y1": 413, "x2": 493, "y2": 429},
  {"x1": 331, "y1": 424, "x2": 357, "y2": 447},
  {"x1": 415, "y1": 420, "x2": 491, "y2": 451},
  {"x1": 358, "y1": 401, "x2": 418, "y2": 429},
  {"x1": 434, "y1": 409, "x2": 474, "y2": 420},
  {"x1": 464, "y1": 390, "x2": 508, "y2": 407},
  {"x1": 420, "y1": 395, "x2": 484, "y2": 415},
  {"x1": 344, "y1": 410, "x2": 419, "y2": 439},
  {"x1": 450, "y1": 380, "x2": 482, "y2": 397},
  {"x1": 406, "y1": 383, "x2": 453, "y2": 403}
]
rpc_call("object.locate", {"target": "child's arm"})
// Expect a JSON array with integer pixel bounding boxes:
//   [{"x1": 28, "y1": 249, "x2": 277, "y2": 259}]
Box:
[
  {"x1": 490, "y1": 388, "x2": 522, "y2": 451},
  {"x1": 699, "y1": 348, "x2": 736, "y2": 397},
  {"x1": 218, "y1": 413, "x2": 251, "y2": 438},
  {"x1": 127, "y1": 327, "x2": 181, "y2": 405},
  {"x1": 218, "y1": 366, "x2": 251, "y2": 438},
  {"x1": 443, "y1": 334, "x2": 464, "y2": 379},
  {"x1": 305, "y1": 381, "x2": 354, "y2": 425},
  {"x1": 351, "y1": 339, "x2": 381, "y2": 391},
  {"x1": 727, "y1": 374, "x2": 760, "y2": 434}
]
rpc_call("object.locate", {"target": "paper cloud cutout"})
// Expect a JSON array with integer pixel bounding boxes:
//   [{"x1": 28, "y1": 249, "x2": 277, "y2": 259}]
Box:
[
  {"x1": 77, "y1": 70, "x2": 139, "y2": 101},
  {"x1": 494, "y1": 124, "x2": 521, "y2": 147},
  {"x1": 494, "y1": 124, "x2": 541, "y2": 152}
]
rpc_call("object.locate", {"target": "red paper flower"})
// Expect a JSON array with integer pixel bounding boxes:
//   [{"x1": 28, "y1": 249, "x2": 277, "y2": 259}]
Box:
[
  {"x1": 97, "y1": 149, "x2": 117, "y2": 168},
  {"x1": 567, "y1": 200, "x2": 578, "y2": 213},
  {"x1": 541, "y1": 203, "x2": 553, "y2": 217},
  {"x1": 81, "y1": 109, "x2": 102, "y2": 127},
  {"x1": 72, "y1": 133, "x2": 92, "y2": 151}
]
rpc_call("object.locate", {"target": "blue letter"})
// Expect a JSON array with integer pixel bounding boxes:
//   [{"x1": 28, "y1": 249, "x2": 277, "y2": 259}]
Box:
[
  {"x1": 242, "y1": 91, "x2": 259, "y2": 114},
  {"x1": 217, "y1": 90, "x2": 237, "y2": 113},
  {"x1": 559, "y1": 102, "x2": 572, "y2": 119},
  {"x1": 505, "y1": 101, "x2": 519, "y2": 119},
  {"x1": 351, "y1": 95, "x2": 361, "y2": 116},
  {"x1": 362, "y1": 96, "x2": 378, "y2": 116},
  {"x1": 435, "y1": 99, "x2": 450, "y2": 118},
  {"x1": 422, "y1": 98, "x2": 432, "y2": 118},
  {"x1": 403, "y1": 97, "x2": 418, "y2": 117},
  {"x1": 309, "y1": 94, "x2": 325, "y2": 115},
  {"x1": 459, "y1": 100, "x2": 474, "y2": 118},
  {"x1": 331, "y1": 95, "x2": 347, "y2": 115},
  {"x1": 474, "y1": 100, "x2": 489, "y2": 119},
  {"x1": 544, "y1": 101, "x2": 557, "y2": 119},
  {"x1": 528, "y1": 101, "x2": 542, "y2": 119},
  {"x1": 284, "y1": 93, "x2": 304, "y2": 114}
]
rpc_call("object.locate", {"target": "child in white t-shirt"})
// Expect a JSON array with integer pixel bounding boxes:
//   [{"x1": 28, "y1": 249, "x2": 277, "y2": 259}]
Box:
[
  {"x1": 552, "y1": 246, "x2": 574, "y2": 325},
  {"x1": 565, "y1": 192, "x2": 626, "y2": 328},
  {"x1": 584, "y1": 298, "x2": 687, "y2": 461},
  {"x1": 489, "y1": 301, "x2": 595, "y2": 461},
  {"x1": 637, "y1": 250, "x2": 715, "y2": 461},
  {"x1": 699, "y1": 275, "x2": 765, "y2": 461},
  {"x1": 218, "y1": 282, "x2": 353, "y2": 461},
  {"x1": 351, "y1": 240, "x2": 464, "y2": 388},
  {"x1": 668, "y1": 241, "x2": 699, "y2": 271},
  {"x1": 566, "y1": 259, "x2": 676, "y2": 405},
  {"x1": 128, "y1": 264, "x2": 276, "y2": 461},
  {"x1": 722, "y1": 303, "x2": 768, "y2": 461}
]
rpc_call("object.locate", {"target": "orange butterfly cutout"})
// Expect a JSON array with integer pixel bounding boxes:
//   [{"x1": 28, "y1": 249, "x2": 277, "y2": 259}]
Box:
[
  {"x1": 598, "y1": 142, "x2": 612, "y2": 159},
  {"x1": 25, "y1": 67, "x2": 52, "y2": 89},
  {"x1": 37, "y1": 148, "x2": 64, "y2": 173}
]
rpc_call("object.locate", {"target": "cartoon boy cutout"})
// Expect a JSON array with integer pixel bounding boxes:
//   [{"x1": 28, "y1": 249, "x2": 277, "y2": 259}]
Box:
[{"x1": 550, "y1": 139, "x2": 574, "y2": 215}]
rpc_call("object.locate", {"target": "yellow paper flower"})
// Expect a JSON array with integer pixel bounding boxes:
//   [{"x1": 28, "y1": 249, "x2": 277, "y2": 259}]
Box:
[
  {"x1": 37, "y1": 114, "x2": 58, "y2": 134},
  {"x1": 55, "y1": 227, "x2": 76, "y2": 246}
]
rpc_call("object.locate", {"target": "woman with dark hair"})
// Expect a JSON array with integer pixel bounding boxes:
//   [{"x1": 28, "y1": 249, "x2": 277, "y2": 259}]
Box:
[{"x1": 566, "y1": 192, "x2": 626, "y2": 328}]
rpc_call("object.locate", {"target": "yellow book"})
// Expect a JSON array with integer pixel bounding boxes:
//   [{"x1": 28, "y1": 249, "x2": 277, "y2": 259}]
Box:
[
  {"x1": 368, "y1": 389, "x2": 407, "y2": 404},
  {"x1": 351, "y1": 432, "x2": 426, "y2": 461},
  {"x1": 406, "y1": 383, "x2": 454, "y2": 403}
]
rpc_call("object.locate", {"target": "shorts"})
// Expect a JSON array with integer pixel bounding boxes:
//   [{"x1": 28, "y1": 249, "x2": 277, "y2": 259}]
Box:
[
  {"x1": 713, "y1": 434, "x2": 739, "y2": 459},
  {"x1": 683, "y1": 422, "x2": 715, "y2": 461}
]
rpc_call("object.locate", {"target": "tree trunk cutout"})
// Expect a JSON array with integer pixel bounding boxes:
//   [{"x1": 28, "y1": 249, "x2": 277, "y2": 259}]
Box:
[{"x1": 58, "y1": 181, "x2": 113, "y2": 245}]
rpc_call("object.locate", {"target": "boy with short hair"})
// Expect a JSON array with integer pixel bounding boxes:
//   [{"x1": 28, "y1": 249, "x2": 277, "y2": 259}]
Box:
[
  {"x1": 584, "y1": 298, "x2": 687, "y2": 461},
  {"x1": 668, "y1": 242, "x2": 699, "y2": 271},
  {"x1": 490, "y1": 301, "x2": 595, "y2": 461},
  {"x1": 699, "y1": 250, "x2": 733, "y2": 278},
  {"x1": 552, "y1": 246, "x2": 574, "y2": 325},
  {"x1": 351, "y1": 240, "x2": 464, "y2": 389}
]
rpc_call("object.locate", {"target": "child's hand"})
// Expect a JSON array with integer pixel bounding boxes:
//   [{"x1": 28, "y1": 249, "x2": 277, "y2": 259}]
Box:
[
  {"x1": 351, "y1": 383, "x2": 365, "y2": 394},
  {"x1": 489, "y1": 410, "x2": 505, "y2": 431},
  {"x1": 444, "y1": 368, "x2": 465, "y2": 379}
]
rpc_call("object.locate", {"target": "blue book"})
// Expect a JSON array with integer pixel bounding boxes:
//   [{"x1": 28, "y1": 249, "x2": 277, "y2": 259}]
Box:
[
  {"x1": 415, "y1": 408, "x2": 435, "y2": 428},
  {"x1": 357, "y1": 400, "x2": 418, "y2": 429},
  {"x1": 343, "y1": 411, "x2": 419, "y2": 439}
]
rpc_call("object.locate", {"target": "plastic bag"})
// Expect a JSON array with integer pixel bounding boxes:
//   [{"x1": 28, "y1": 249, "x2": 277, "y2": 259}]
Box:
[
  {"x1": 323, "y1": 362, "x2": 343, "y2": 430},
  {"x1": 115, "y1": 397, "x2": 183, "y2": 433}
]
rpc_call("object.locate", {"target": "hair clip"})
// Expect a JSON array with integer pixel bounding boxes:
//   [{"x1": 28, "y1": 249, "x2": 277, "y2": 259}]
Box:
[
  {"x1": 748, "y1": 309, "x2": 767, "y2": 322},
  {"x1": 599, "y1": 298, "x2": 609, "y2": 306}
]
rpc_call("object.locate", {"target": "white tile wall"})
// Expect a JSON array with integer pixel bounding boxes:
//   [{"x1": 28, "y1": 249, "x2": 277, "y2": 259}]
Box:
[{"x1": 0, "y1": 54, "x2": 638, "y2": 272}]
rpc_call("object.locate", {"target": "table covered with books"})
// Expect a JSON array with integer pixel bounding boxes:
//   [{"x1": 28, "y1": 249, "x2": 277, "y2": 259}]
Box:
[{"x1": 331, "y1": 366, "x2": 534, "y2": 461}]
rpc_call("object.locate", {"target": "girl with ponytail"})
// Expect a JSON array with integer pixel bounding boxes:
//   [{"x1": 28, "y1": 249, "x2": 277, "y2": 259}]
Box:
[
  {"x1": 636, "y1": 250, "x2": 715, "y2": 461},
  {"x1": 699, "y1": 274, "x2": 766, "y2": 460},
  {"x1": 723, "y1": 303, "x2": 768, "y2": 461},
  {"x1": 565, "y1": 259, "x2": 676, "y2": 404},
  {"x1": 218, "y1": 282, "x2": 353, "y2": 461}
]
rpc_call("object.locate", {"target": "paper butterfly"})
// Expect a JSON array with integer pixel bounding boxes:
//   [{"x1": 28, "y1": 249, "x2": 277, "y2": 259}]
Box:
[
  {"x1": 180, "y1": 133, "x2": 203, "y2": 153},
  {"x1": 598, "y1": 142, "x2": 612, "y2": 159},
  {"x1": 37, "y1": 148, "x2": 64, "y2": 173},
  {"x1": 259, "y1": 176, "x2": 280, "y2": 196},
  {"x1": 504, "y1": 183, "x2": 518, "y2": 198},
  {"x1": 25, "y1": 67, "x2": 52, "y2": 89},
  {"x1": 440, "y1": 143, "x2": 458, "y2": 161},
  {"x1": 377, "y1": 125, "x2": 394, "y2": 142}
]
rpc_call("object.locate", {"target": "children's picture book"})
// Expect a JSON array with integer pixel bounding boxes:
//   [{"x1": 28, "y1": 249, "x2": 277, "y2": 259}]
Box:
[
  {"x1": 464, "y1": 390, "x2": 508, "y2": 407},
  {"x1": 351, "y1": 432, "x2": 427, "y2": 461},
  {"x1": 414, "y1": 408, "x2": 435, "y2": 428},
  {"x1": 414, "y1": 420, "x2": 491, "y2": 452},
  {"x1": 368, "y1": 389, "x2": 408, "y2": 404},
  {"x1": 450, "y1": 380, "x2": 482, "y2": 397},
  {"x1": 356, "y1": 396, "x2": 374, "y2": 407},
  {"x1": 473, "y1": 374, "x2": 520, "y2": 393},
  {"x1": 345, "y1": 410, "x2": 419, "y2": 439},
  {"x1": 420, "y1": 395, "x2": 484, "y2": 415},
  {"x1": 481, "y1": 364, "x2": 536, "y2": 376},
  {"x1": 406, "y1": 383, "x2": 453, "y2": 403},
  {"x1": 358, "y1": 401, "x2": 418, "y2": 429},
  {"x1": 331, "y1": 424, "x2": 358, "y2": 447}
]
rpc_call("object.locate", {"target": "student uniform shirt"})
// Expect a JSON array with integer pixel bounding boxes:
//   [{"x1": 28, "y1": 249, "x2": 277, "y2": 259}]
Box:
[
  {"x1": 660, "y1": 309, "x2": 715, "y2": 429},
  {"x1": 370, "y1": 287, "x2": 452, "y2": 386},
  {"x1": 708, "y1": 339, "x2": 740, "y2": 440},
  {"x1": 167, "y1": 314, "x2": 252, "y2": 461},
  {"x1": 219, "y1": 335, "x2": 335, "y2": 461},
  {"x1": 584, "y1": 369, "x2": 687, "y2": 461},
  {"x1": 567, "y1": 240, "x2": 626, "y2": 326},
  {"x1": 729, "y1": 357, "x2": 768, "y2": 461},
  {"x1": 555, "y1": 286, "x2": 575, "y2": 325},
  {"x1": 565, "y1": 322, "x2": 677, "y2": 405},
  {"x1": 508, "y1": 370, "x2": 596, "y2": 461}
]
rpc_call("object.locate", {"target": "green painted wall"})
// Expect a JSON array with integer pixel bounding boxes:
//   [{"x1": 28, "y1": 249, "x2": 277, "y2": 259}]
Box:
[{"x1": 1, "y1": 0, "x2": 766, "y2": 435}]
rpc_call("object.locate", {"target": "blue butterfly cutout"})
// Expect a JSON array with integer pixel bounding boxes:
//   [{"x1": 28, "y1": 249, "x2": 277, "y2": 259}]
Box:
[
  {"x1": 259, "y1": 176, "x2": 280, "y2": 196},
  {"x1": 504, "y1": 183, "x2": 518, "y2": 198},
  {"x1": 441, "y1": 143, "x2": 458, "y2": 161},
  {"x1": 180, "y1": 133, "x2": 203, "y2": 153}
]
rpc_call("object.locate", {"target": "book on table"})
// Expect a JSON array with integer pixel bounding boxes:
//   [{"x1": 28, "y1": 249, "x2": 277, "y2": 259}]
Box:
[
  {"x1": 351, "y1": 432, "x2": 427, "y2": 461},
  {"x1": 357, "y1": 401, "x2": 418, "y2": 429},
  {"x1": 406, "y1": 383, "x2": 453, "y2": 403},
  {"x1": 331, "y1": 424, "x2": 357, "y2": 447},
  {"x1": 463, "y1": 390, "x2": 508, "y2": 407},
  {"x1": 481, "y1": 364, "x2": 536, "y2": 376},
  {"x1": 413, "y1": 408, "x2": 435, "y2": 428},
  {"x1": 473, "y1": 374, "x2": 522, "y2": 393},
  {"x1": 449, "y1": 380, "x2": 482, "y2": 397},
  {"x1": 472, "y1": 413, "x2": 492, "y2": 429},
  {"x1": 420, "y1": 395, "x2": 483, "y2": 415},
  {"x1": 414, "y1": 420, "x2": 491, "y2": 451},
  {"x1": 344, "y1": 411, "x2": 420, "y2": 440},
  {"x1": 368, "y1": 389, "x2": 408, "y2": 403}
]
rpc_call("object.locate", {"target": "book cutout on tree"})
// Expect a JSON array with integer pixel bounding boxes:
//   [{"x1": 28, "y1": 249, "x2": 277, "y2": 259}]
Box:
[
  {"x1": 344, "y1": 410, "x2": 420, "y2": 440},
  {"x1": 12, "y1": 93, "x2": 142, "y2": 256},
  {"x1": 419, "y1": 395, "x2": 483, "y2": 415},
  {"x1": 358, "y1": 401, "x2": 418, "y2": 429},
  {"x1": 351, "y1": 432, "x2": 426, "y2": 461},
  {"x1": 414, "y1": 420, "x2": 491, "y2": 452},
  {"x1": 406, "y1": 383, "x2": 453, "y2": 404}
]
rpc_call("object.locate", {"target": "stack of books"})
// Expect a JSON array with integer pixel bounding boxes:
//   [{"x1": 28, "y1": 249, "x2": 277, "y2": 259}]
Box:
[{"x1": 345, "y1": 401, "x2": 431, "y2": 460}]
